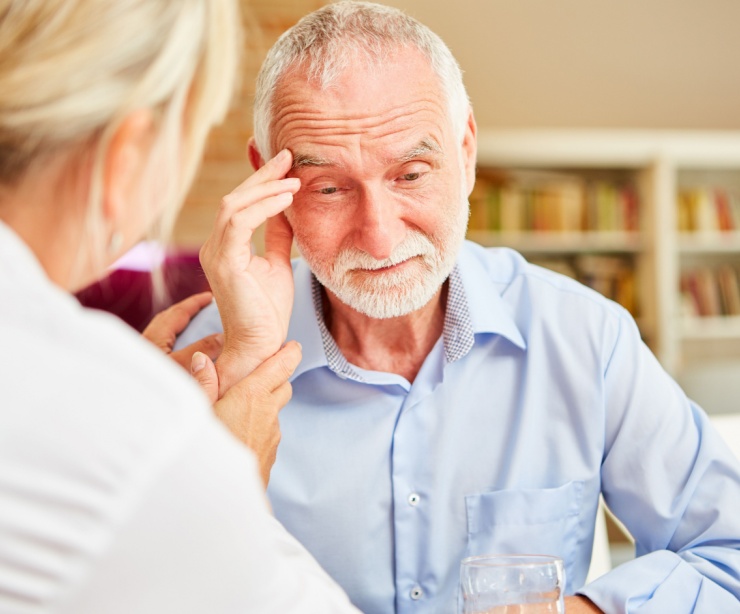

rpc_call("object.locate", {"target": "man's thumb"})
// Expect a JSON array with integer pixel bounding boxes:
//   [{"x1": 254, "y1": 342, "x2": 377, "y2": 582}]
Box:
[{"x1": 191, "y1": 351, "x2": 219, "y2": 405}]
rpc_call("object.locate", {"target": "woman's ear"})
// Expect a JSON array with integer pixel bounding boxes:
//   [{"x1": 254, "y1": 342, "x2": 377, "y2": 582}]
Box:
[
  {"x1": 247, "y1": 137, "x2": 266, "y2": 171},
  {"x1": 102, "y1": 109, "x2": 155, "y2": 228}
]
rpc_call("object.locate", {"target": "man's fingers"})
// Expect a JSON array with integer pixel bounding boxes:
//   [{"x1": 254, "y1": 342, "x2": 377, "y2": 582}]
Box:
[
  {"x1": 210, "y1": 148, "x2": 298, "y2": 243},
  {"x1": 242, "y1": 148, "x2": 294, "y2": 189},
  {"x1": 191, "y1": 351, "x2": 219, "y2": 405},
  {"x1": 215, "y1": 177, "x2": 299, "y2": 230},
  {"x1": 248, "y1": 341, "x2": 302, "y2": 392},
  {"x1": 264, "y1": 211, "x2": 294, "y2": 265},
  {"x1": 226, "y1": 149, "x2": 293, "y2": 196},
  {"x1": 205, "y1": 178, "x2": 299, "y2": 261},
  {"x1": 215, "y1": 193, "x2": 295, "y2": 261}
]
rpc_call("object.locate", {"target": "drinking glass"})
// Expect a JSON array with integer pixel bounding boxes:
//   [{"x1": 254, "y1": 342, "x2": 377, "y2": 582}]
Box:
[{"x1": 459, "y1": 554, "x2": 565, "y2": 614}]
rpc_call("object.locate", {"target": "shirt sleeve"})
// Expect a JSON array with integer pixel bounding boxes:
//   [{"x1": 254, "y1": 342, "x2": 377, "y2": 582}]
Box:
[
  {"x1": 578, "y1": 313, "x2": 740, "y2": 612},
  {"x1": 56, "y1": 418, "x2": 360, "y2": 614}
]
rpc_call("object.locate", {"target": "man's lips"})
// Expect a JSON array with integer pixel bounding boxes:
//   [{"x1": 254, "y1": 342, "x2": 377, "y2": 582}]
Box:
[{"x1": 354, "y1": 255, "x2": 420, "y2": 274}]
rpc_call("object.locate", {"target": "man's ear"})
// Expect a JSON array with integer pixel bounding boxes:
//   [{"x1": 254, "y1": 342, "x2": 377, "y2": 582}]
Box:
[
  {"x1": 103, "y1": 109, "x2": 155, "y2": 227},
  {"x1": 461, "y1": 109, "x2": 478, "y2": 197},
  {"x1": 247, "y1": 137, "x2": 266, "y2": 171}
]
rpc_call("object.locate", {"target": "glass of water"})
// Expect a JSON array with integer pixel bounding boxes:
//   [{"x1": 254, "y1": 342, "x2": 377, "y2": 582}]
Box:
[{"x1": 459, "y1": 554, "x2": 565, "y2": 613}]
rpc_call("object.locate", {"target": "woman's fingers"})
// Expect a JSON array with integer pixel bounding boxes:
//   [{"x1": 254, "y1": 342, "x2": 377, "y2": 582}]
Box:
[
  {"x1": 191, "y1": 351, "x2": 219, "y2": 404},
  {"x1": 142, "y1": 291, "x2": 214, "y2": 351},
  {"x1": 211, "y1": 340, "x2": 302, "y2": 487},
  {"x1": 169, "y1": 332, "x2": 224, "y2": 371},
  {"x1": 246, "y1": 340, "x2": 302, "y2": 392}
]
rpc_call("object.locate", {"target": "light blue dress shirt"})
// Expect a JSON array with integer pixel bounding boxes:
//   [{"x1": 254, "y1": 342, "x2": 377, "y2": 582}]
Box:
[{"x1": 177, "y1": 240, "x2": 740, "y2": 613}]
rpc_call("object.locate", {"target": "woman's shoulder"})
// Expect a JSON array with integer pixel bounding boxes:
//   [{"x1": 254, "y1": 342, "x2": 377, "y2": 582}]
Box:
[
  {"x1": 1, "y1": 291, "x2": 213, "y2": 456},
  {"x1": 0, "y1": 295, "x2": 258, "y2": 612}
]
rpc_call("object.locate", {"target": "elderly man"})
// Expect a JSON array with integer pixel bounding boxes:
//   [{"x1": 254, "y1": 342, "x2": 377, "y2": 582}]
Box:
[{"x1": 177, "y1": 2, "x2": 740, "y2": 612}]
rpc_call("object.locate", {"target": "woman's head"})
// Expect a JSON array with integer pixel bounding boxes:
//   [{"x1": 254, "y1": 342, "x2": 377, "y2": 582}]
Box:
[{"x1": 0, "y1": 0, "x2": 240, "y2": 282}]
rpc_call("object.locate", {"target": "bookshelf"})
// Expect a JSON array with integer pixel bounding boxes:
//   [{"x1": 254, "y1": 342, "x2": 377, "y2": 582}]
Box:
[{"x1": 472, "y1": 129, "x2": 740, "y2": 383}]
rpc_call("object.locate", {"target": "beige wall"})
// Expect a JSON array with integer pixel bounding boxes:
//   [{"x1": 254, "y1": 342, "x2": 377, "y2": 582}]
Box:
[
  {"x1": 175, "y1": 0, "x2": 740, "y2": 247},
  {"x1": 384, "y1": 0, "x2": 740, "y2": 131}
]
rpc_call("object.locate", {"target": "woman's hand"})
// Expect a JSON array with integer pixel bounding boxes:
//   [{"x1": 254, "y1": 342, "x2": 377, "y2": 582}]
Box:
[
  {"x1": 191, "y1": 341, "x2": 302, "y2": 487},
  {"x1": 142, "y1": 291, "x2": 223, "y2": 370},
  {"x1": 199, "y1": 149, "x2": 300, "y2": 397}
]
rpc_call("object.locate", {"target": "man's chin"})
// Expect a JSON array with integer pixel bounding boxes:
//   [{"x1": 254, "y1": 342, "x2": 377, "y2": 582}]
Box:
[{"x1": 330, "y1": 281, "x2": 442, "y2": 320}]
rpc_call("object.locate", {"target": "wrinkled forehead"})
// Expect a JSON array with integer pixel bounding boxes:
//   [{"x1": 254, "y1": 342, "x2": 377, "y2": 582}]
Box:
[{"x1": 268, "y1": 49, "x2": 453, "y2": 155}]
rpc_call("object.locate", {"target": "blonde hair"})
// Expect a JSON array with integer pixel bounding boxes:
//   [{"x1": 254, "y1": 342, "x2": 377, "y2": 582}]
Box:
[
  {"x1": 253, "y1": 1, "x2": 469, "y2": 159},
  {"x1": 0, "y1": 0, "x2": 240, "y2": 275}
]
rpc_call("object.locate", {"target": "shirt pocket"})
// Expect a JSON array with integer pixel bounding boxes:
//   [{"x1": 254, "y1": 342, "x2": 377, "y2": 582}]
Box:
[{"x1": 464, "y1": 480, "x2": 584, "y2": 588}]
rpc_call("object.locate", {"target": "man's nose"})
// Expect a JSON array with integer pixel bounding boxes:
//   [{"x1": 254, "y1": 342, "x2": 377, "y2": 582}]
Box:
[{"x1": 353, "y1": 185, "x2": 405, "y2": 261}]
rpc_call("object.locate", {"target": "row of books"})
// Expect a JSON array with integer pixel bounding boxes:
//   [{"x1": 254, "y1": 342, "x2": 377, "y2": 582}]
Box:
[
  {"x1": 469, "y1": 171, "x2": 639, "y2": 233},
  {"x1": 530, "y1": 254, "x2": 638, "y2": 316},
  {"x1": 677, "y1": 188, "x2": 740, "y2": 233},
  {"x1": 680, "y1": 265, "x2": 740, "y2": 317}
]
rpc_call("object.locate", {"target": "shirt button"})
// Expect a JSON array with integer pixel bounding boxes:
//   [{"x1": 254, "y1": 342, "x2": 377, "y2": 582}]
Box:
[
  {"x1": 410, "y1": 586, "x2": 423, "y2": 600},
  {"x1": 408, "y1": 493, "x2": 420, "y2": 506}
]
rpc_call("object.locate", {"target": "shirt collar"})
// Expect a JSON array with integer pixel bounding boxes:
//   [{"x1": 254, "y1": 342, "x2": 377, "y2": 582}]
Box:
[
  {"x1": 0, "y1": 219, "x2": 52, "y2": 290},
  {"x1": 286, "y1": 260, "x2": 331, "y2": 381},
  {"x1": 455, "y1": 241, "x2": 527, "y2": 349},
  {"x1": 310, "y1": 278, "x2": 367, "y2": 382},
  {"x1": 286, "y1": 241, "x2": 526, "y2": 381}
]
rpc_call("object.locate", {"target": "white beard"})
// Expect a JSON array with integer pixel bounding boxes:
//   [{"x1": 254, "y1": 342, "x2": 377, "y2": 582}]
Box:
[{"x1": 297, "y1": 195, "x2": 469, "y2": 320}]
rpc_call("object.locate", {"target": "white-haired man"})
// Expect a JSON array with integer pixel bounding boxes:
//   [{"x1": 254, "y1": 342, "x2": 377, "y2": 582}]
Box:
[{"x1": 177, "y1": 2, "x2": 740, "y2": 612}]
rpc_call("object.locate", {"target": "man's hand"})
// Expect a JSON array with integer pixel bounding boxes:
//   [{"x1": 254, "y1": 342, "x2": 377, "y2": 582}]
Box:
[
  {"x1": 142, "y1": 291, "x2": 223, "y2": 370},
  {"x1": 191, "y1": 341, "x2": 302, "y2": 487},
  {"x1": 199, "y1": 149, "x2": 300, "y2": 397},
  {"x1": 564, "y1": 596, "x2": 603, "y2": 612}
]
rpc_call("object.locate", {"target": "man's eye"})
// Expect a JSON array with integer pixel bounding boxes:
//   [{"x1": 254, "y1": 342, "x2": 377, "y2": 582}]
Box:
[
  {"x1": 318, "y1": 187, "x2": 338, "y2": 195},
  {"x1": 401, "y1": 172, "x2": 421, "y2": 181}
]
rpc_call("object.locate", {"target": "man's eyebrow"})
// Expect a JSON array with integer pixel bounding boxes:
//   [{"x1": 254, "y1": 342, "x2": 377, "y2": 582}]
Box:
[
  {"x1": 396, "y1": 138, "x2": 443, "y2": 163},
  {"x1": 290, "y1": 138, "x2": 443, "y2": 171},
  {"x1": 291, "y1": 153, "x2": 335, "y2": 170}
]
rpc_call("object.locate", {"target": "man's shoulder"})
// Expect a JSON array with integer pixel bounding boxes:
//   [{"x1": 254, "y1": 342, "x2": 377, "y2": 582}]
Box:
[{"x1": 459, "y1": 240, "x2": 630, "y2": 321}]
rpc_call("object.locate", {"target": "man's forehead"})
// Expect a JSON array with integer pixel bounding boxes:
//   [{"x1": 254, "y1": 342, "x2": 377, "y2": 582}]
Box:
[{"x1": 271, "y1": 50, "x2": 449, "y2": 150}]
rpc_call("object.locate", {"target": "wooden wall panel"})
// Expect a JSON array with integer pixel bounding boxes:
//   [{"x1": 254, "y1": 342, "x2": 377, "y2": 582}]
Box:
[{"x1": 174, "y1": 0, "x2": 325, "y2": 248}]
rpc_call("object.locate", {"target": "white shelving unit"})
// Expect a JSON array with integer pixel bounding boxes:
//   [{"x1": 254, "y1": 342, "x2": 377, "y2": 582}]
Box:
[{"x1": 472, "y1": 129, "x2": 740, "y2": 385}]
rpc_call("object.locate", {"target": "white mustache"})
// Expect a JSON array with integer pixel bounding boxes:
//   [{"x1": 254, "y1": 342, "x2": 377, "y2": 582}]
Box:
[{"x1": 333, "y1": 232, "x2": 436, "y2": 274}]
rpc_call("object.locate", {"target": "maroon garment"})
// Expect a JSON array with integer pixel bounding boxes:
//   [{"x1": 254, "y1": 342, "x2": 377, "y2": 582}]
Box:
[{"x1": 75, "y1": 251, "x2": 209, "y2": 332}]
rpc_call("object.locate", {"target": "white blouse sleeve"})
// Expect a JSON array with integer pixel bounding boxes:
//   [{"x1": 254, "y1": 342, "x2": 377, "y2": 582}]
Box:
[{"x1": 56, "y1": 419, "x2": 360, "y2": 614}]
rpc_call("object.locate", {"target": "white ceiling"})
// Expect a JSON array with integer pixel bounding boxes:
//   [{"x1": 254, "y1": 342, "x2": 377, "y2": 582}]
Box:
[{"x1": 380, "y1": 0, "x2": 740, "y2": 130}]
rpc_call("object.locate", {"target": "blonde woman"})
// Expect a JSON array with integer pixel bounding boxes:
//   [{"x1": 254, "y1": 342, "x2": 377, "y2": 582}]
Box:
[{"x1": 0, "y1": 1, "x2": 357, "y2": 612}]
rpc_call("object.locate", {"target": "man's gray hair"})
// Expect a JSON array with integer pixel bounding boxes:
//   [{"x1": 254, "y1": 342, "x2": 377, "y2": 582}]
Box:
[{"x1": 252, "y1": 1, "x2": 470, "y2": 159}]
